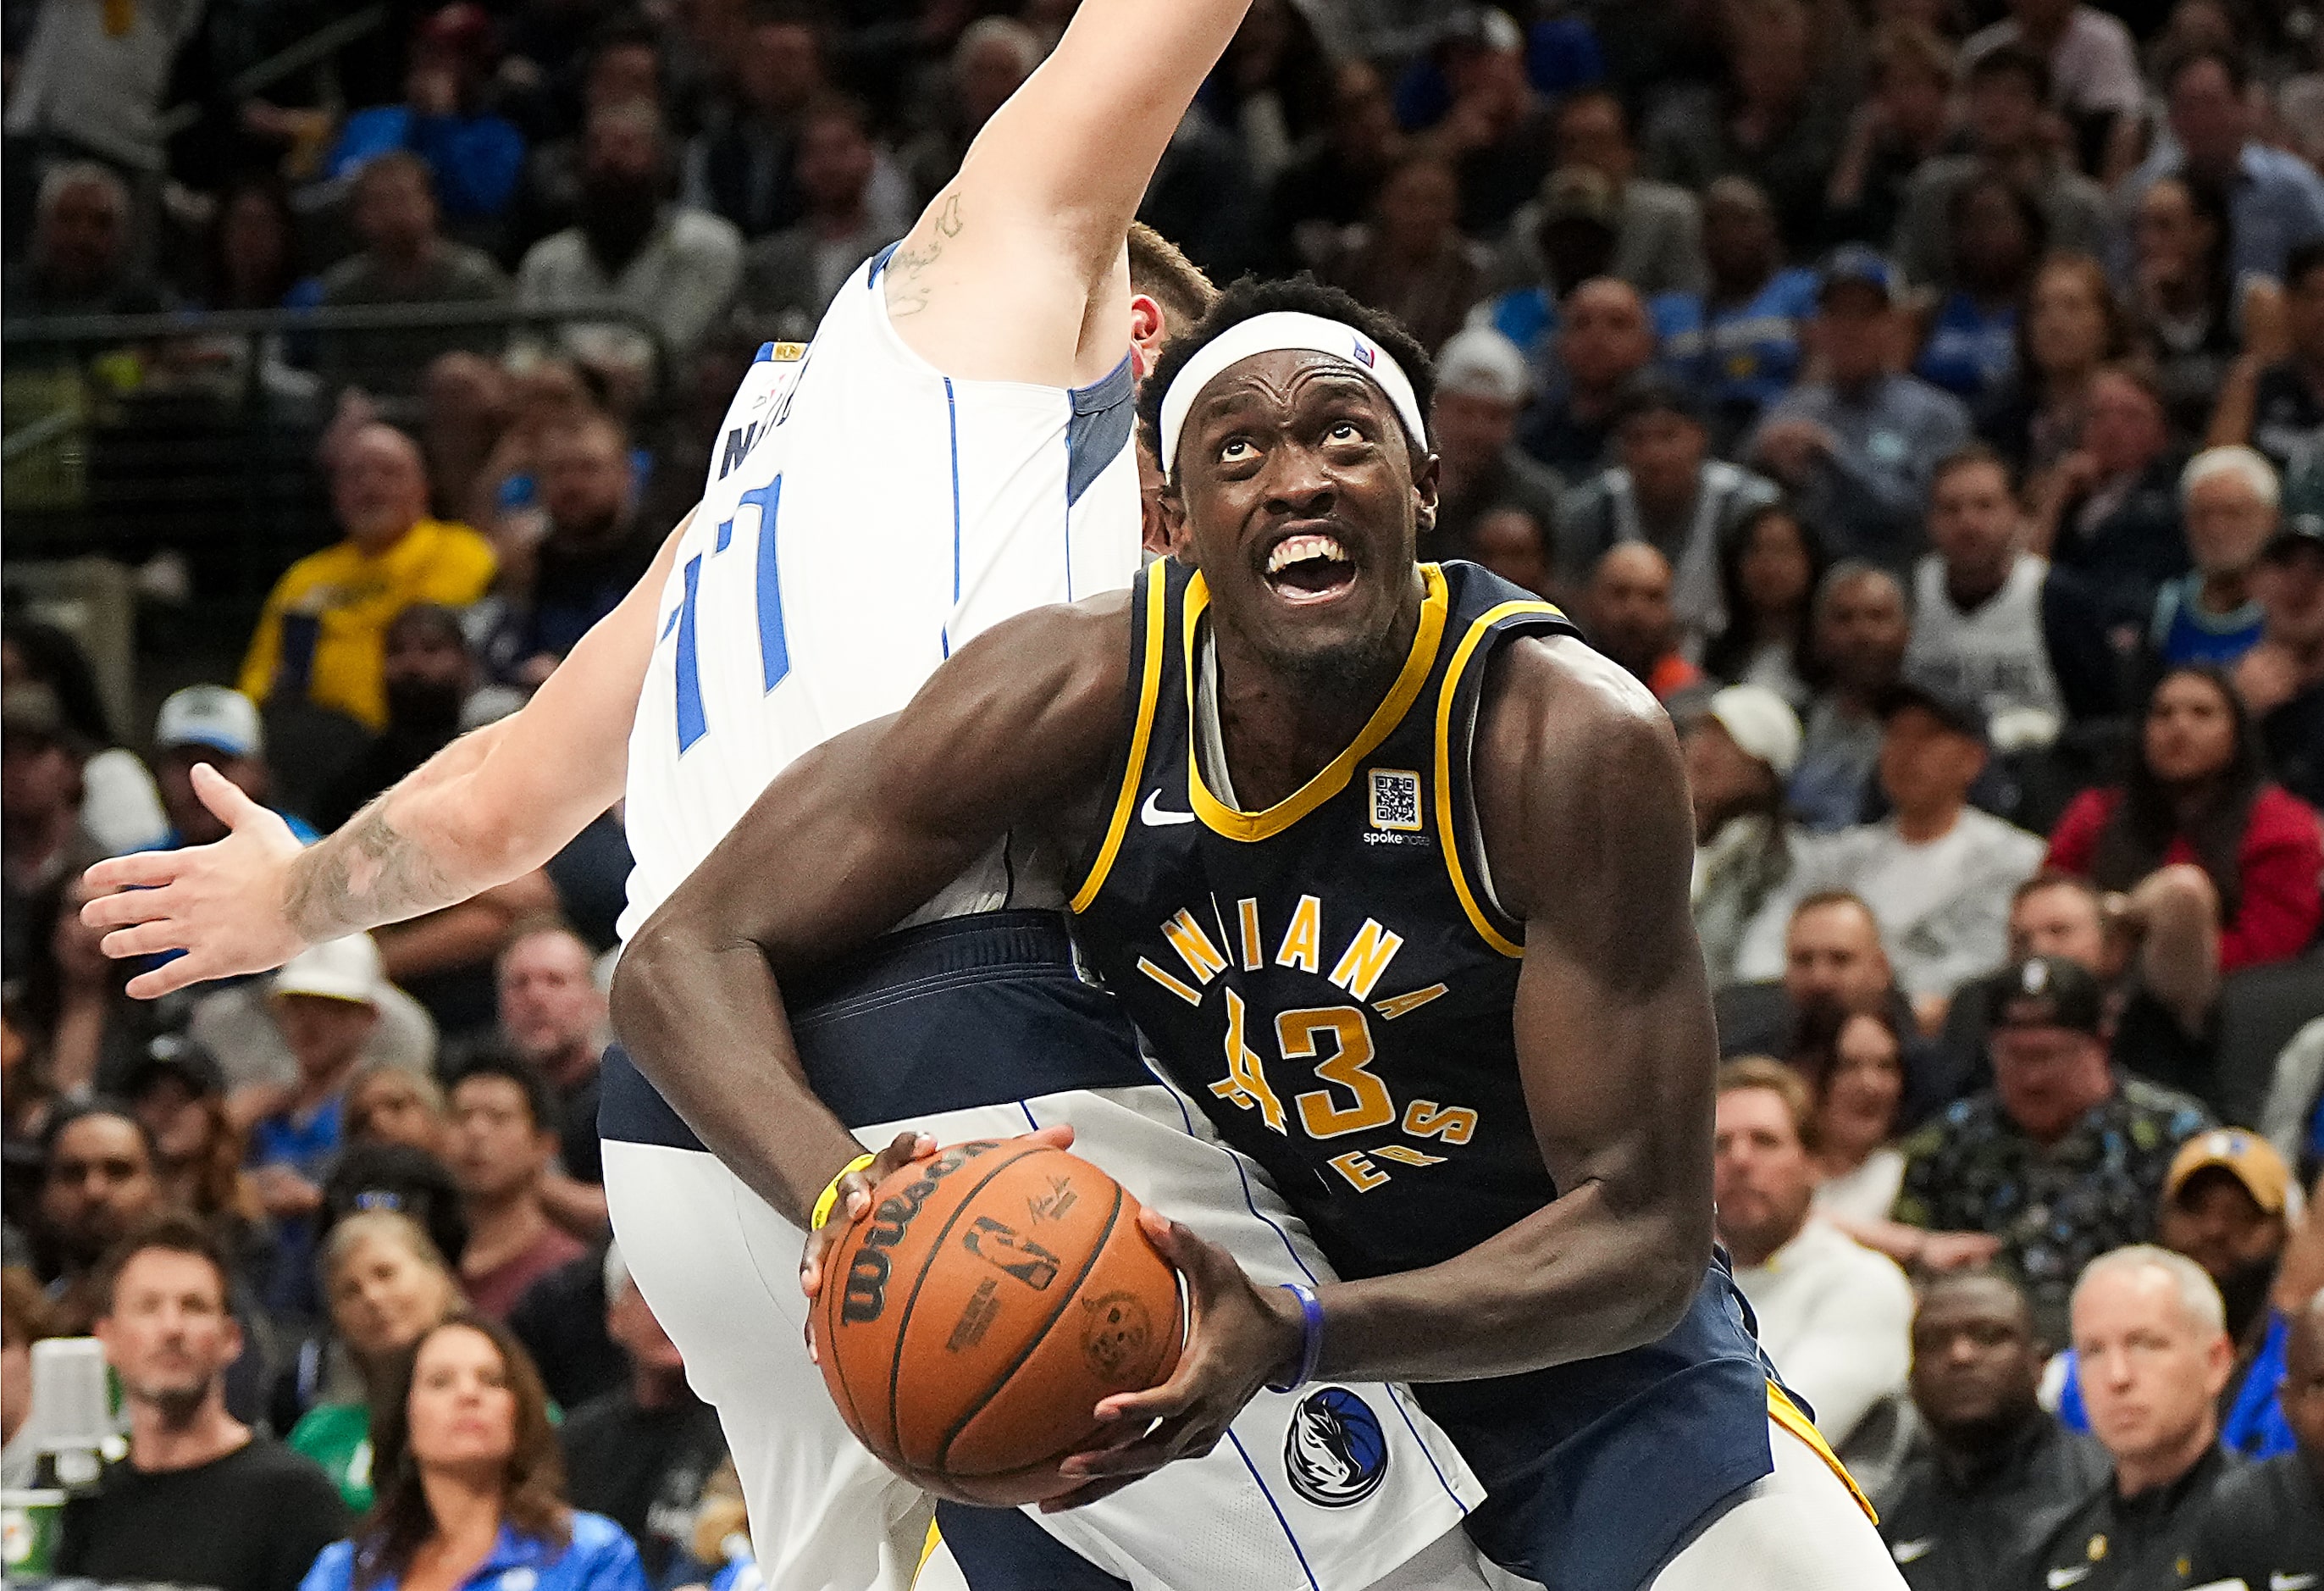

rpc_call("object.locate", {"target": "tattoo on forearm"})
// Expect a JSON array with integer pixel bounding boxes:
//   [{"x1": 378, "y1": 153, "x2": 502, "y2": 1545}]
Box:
[
  {"x1": 284, "y1": 798, "x2": 456, "y2": 942},
  {"x1": 885, "y1": 194, "x2": 963, "y2": 318}
]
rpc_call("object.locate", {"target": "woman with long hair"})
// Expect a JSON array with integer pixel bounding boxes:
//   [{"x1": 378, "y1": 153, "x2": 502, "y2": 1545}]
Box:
[
  {"x1": 1979, "y1": 252, "x2": 2131, "y2": 478},
  {"x1": 300, "y1": 1313, "x2": 646, "y2": 1591},
  {"x1": 282, "y1": 1211, "x2": 464, "y2": 1511},
  {"x1": 1700, "y1": 503, "x2": 1831, "y2": 707},
  {"x1": 2048, "y1": 664, "x2": 2322, "y2": 973},
  {"x1": 1790, "y1": 1001, "x2": 1909, "y2": 1225}
]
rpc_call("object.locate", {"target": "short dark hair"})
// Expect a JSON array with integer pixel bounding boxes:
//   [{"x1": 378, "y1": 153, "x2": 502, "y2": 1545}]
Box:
[
  {"x1": 41, "y1": 1098, "x2": 157, "y2": 1170},
  {"x1": 92, "y1": 1211, "x2": 232, "y2": 1319},
  {"x1": 1964, "y1": 42, "x2": 2050, "y2": 104},
  {"x1": 354, "y1": 150, "x2": 435, "y2": 203},
  {"x1": 2011, "y1": 868, "x2": 2101, "y2": 912},
  {"x1": 1137, "y1": 274, "x2": 1436, "y2": 485},
  {"x1": 1612, "y1": 373, "x2": 1704, "y2": 430},
  {"x1": 1930, "y1": 441, "x2": 2013, "y2": 495},
  {"x1": 2288, "y1": 240, "x2": 2324, "y2": 296},
  {"x1": 2162, "y1": 42, "x2": 2248, "y2": 97},
  {"x1": 1126, "y1": 222, "x2": 1217, "y2": 335},
  {"x1": 445, "y1": 1051, "x2": 557, "y2": 1134}
]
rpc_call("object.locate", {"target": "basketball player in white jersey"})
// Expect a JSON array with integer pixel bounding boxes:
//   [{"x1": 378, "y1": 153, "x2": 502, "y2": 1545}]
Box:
[{"x1": 80, "y1": 4, "x2": 1493, "y2": 1588}]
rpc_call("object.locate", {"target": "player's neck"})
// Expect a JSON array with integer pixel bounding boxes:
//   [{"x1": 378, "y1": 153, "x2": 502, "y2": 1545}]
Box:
[{"x1": 1211, "y1": 591, "x2": 1422, "y2": 811}]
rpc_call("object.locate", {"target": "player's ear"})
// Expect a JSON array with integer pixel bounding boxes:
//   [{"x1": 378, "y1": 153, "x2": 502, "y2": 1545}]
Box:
[
  {"x1": 1128, "y1": 295, "x2": 1166, "y2": 378},
  {"x1": 1410, "y1": 452, "x2": 1441, "y2": 537}
]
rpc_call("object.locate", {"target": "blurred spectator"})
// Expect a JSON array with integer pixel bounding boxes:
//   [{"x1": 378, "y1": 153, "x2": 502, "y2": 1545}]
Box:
[
  {"x1": 316, "y1": 605, "x2": 498, "y2": 831},
  {"x1": 1796, "y1": 1002, "x2": 1912, "y2": 1229},
  {"x1": 419, "y1": 352, "x2": 512, "y2": 528},
  {"x1": 1980, "y1": 254, "x2": 2132, "y2": 480},
  {"x1": 2128, "y1": 172, "x2": 2285, "y2": 437},
  {"x1": 1466, "y1": 505, "x2": 1557, "y2": 598},
  {"x1": 1413, "y1": 6, "x2": 1555, "y2": 240},
  {"x1": 444, "y1": 1056, "x2": 588, "y2": 1320},
  {"x1": 1893, "y1": 957, "x2": 2212, "y2": 1341},
  {"x1": 36, "y1": 1102, "x2": 162, "y2": 1330},
  {"x1": 3, "y1": 685, "x2": 101, "y2": 978},
  {"x1": 1136, "y1": 108, "x2": 1262, "y2": 286},
  {"x1": 199, "y1": 178, "x2": 313, "y2": 314},
  {"x1": 1, "y1": 1266, "x2": 59, "y2": 1486},
  {"x1": 1643, "y1": 0, "x2": 1851, "y2": 256},
  {"x1": 241, "y1": 937, "x2": 386, "y2": 1227},
  {"x1": 560, "y1": 1242, "x2": 728, "y2": 1588},
  {"x1": 1521, "y1": 274, "x2": 1652, "y2": 474},
  {"x1": 2027, "y1": 362, "x2": 2186, "y2": 636},
  {"x1": 1959, "y1": 1, "x2": 2142, "y2": 175},
  {"x1": 2144, "y1": 444, "x2": 2275, "y2": 669},
  {"x1": 1717, "y1": 892, "x2": 1933, "y2": 1078},
  {"x1": 1501, "y1": 87, "x2": 1704, "y2": 299},
  {"x1": 1200, "y1": 0, "x2": 1336, "y2": 192},
  {"x1": 1892, "y1": 47, "x2": 2109, "y2": 294},
  {"x1": 1651, "y1": 177, "x2": 1819, "y2": 449},
  {"x1": 1558, "y1": 380, "x2": 1783, "y2": 648},
  {"x1": 732, "y1": 98, "x2": 905, "y2": 343},
  {"x1": 688, "y1": 13, "x2": 832, "y2": 236},
  {"x1": 120, "y1": 1038, "x2": 269, "y2": 1283},
  {"x1": 1823, "y1": 23, "x2": 1956, "y2": 254},
  {"x1": 2214, "y1": 241, "x2": 2324, "y2": 471},
  {"x1": 1469, "y1": 167, "x2": 1622, "y2": 401},
  {"x1": 470, "y1": 358, "x2": 601, "y2": 546},
  {"x1": 1, "y1": 618, "x2": 168, "y2": 856},
  {"x1": 2036, "y1": 1245, "x2": 2238, "y2": 1590},
  {"x1": 516, "y1": 102, "x2": 745, "y2": 390},
  {"x1": 1686, "y1": 684, "x2": 1810, "y2": 989},
  {"x1": 5, "y1": 0, "x2": 202, "y2": 191},
  {"x1": 286, "y1": 1211, "x2": 462, "y2": 1511},
  {"x1": 241, "y1": 424, "x2": 497, "y2": 732},
  {"x1": 501, "y1": 414, "x2": 656, "y2": 678},
  {"x1": 2046, "y1": 663, "x2": 2323, "y2": 974},
  {"x1": 1799, "y1": 676, "x2": 2048, "y2": 1008},
  {"x1": 2235, "y1": 514, "x2": 2324, "y2": 810},
  {"x1": 299, "y1": 1314, "x2": 650, "y2": 1591},
  {"x1": 1749, "y1": 250, "x2": 1973, "y2": 571},
  {"x1": 317, "y1": 155, "x2": 512, "y2": 397},
  {"x1": 1319, "y1": 155, "x2": 1491, "y2": 356},
  {"x1": 58, "y1": 1215, "x2": 345, "y2": 1591},
  {"x1": 151, "y1": 686, "x2": 318, "y2": 849},
  {"x1": 1875, "y1": 1270, "x2": 2111, "y2": 1591},
  {"x1": 2156, "y1": 1132, "x2": 2296, "y2": 1449},
  {"x1": 506, "y1": 1246, "x2": 623, "y2": 1414},
  {"x1": 2183, "y1": 1289, "x2": 2324, "y2": 1588},
  {"x1": 494, "y1": 924, "x2": 608, "y2": 1235},
  {"x1": 3, "y1": 994, "x2": 56, "y2": 1222},
  {"x1": 1902, "y1": 447, "x2": 2118, "y2": 750},
  {"x1": 1426, "y1": 327, "x2": 1564, "y2": 559},
  {"x1": 1266, "y1": 59, "x2": 1403, "y2": 271},
  {"x1": 1910, "y1": 175, "x2": 2044, "y2": 412},
  {"x1": 2119, "y1": 47, "x2": 2324, "y2": 287},
  {"x1": 2, "y1": 164, "x2": 167, "y2": 320},
  {"x1": 1700, "y1": 504, "x2": 1829, "y2": 707},
  {"x1": 512, "y1": 18, "x2": 671, "y2": 259},
  {"x1": 318, "y1": 1145, "x2": 468, "y2": 1307},
  {"x1": 1583, "y1": 543, "x2": 1702, "y2": 705},
  {"x1": 894, "y1": 19, "x2": 1042, "y2": 211},
  {"x1": 1715, "y1": 1059, "x2": 1914, "y2": 1452},
  {"x1": 22, "y1": 875, "x2": 170, "y2": 1101},
  {"x1": 342, "y1": 1064, "x2": 448, "y2": 1158},
  {"x1": 326, "y1": 3, "x2": 527, "y2": 229},
  {"x1": 190, "y1": 960, "x2": 436, "y2": 1111}
]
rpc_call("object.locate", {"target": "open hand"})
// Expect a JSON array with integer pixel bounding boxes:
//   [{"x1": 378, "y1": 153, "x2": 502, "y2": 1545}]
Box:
[
  {"x1": 79, "y1": 764, "x2": 307, "y2": 997},
  {"x1": 1042, "y1": 1207, "x2": 1303, "y2": 1511}
]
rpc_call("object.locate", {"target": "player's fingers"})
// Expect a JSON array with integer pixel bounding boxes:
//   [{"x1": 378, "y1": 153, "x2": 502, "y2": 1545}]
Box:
[
  {"x1": 192, "y1": 761, "x2": 268, "y2": 828},
  {"x1": 1019, "y1": 1123, "x2": 1076, "y2": 1153},
  {"x1": 840, "y1": 1132, "x2": 930, "y2": 1222},
  {"x1": 123, "y1": 952, "x2": 213, "y2": 1000},
  {"x1": 81, "y1": 851, "x2": 185, "y2": 894},
  {"x1": 98, "y1": 920, "x2": 192, "y2": 962},
  {"x1": 80, "y1": 884, "x2": 174, "y2": 931}
]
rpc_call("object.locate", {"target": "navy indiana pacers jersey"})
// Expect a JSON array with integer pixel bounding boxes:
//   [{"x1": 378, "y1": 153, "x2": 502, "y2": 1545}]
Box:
[{"x1": 1068, "y1": 557, "x2": 1781, "y2": 1591}]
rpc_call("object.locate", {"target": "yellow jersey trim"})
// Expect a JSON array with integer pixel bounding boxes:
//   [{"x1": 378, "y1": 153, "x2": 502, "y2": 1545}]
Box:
[
  {"x1": 1183, "y1": 564, "x2": 1451, "y2": 844},
  {"x1": 1768, "y1": 1382, "x2": 1878, "y2": 1524},
  {"x1": 1068, "y1": 569, "x2": 1172, "y2": 912},
  {"x1": 914, "y1": 1517, "x2": 943, "y2": 1582},
  {"x1": 1430, "y1": 599, "x2": 1564, "y2": 959}
]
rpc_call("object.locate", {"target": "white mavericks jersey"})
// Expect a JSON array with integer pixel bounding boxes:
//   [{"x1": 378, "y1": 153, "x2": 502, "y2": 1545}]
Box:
[{"x1": 620, "y1": 245, "x2": 1142, "y2": 940}]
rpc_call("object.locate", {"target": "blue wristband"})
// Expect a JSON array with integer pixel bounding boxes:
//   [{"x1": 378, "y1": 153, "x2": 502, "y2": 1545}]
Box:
[{"x1": 1265, "y1": 1282, "x2": 1325, "y2": 1394}]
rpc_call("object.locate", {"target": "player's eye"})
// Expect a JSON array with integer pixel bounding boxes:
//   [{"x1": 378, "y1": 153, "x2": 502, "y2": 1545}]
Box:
[{"x1": 1219, "y1": 437, "x2": 1256, "y2": 463}]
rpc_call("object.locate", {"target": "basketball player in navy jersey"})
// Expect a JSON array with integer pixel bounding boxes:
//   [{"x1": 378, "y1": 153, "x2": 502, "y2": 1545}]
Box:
[{"x1": 615, "y1": 278, "x2": 1908, "y2": 1590}]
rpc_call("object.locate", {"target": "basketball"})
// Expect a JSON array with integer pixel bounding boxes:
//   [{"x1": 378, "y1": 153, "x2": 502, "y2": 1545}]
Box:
[{"x1": 813, "y1": 1139, "x2": 1184, "y2": 1505}]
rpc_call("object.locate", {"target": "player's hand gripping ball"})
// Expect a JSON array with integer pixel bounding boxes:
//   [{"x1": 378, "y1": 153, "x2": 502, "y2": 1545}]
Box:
[{"x1": 811, "y1": 1138, "x2": 1185, "y2": 1504}]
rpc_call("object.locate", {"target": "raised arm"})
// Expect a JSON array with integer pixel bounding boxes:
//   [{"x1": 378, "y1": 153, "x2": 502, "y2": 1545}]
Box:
[
  {"x1": 83, "y1": 513, "x2": 690, "y2": 996},
  {"x1": 880, "y1": 0, "x2": 1249, "y2": 386},
  {"x1": 608, "y1": 593, "x2": 1132, "y2": 1225}
]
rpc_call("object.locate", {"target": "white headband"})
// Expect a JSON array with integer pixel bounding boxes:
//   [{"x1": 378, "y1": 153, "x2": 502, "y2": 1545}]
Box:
[{"x1": 1156, "y1": 311, "x2": 1430, "y2": 484}]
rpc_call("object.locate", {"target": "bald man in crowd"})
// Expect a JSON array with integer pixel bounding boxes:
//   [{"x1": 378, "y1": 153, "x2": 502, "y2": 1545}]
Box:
[{"x1": 1584, "y1": 542, "x2": 1702, "y2": 704}]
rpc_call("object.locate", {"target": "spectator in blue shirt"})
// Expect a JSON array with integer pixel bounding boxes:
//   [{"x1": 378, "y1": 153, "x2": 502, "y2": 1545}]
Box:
[
  {"x1": 1913, "y1": 175, "x2": 2041, "y2": 412},
  {"x1": 1469, "y1": 164, "x2": 1623, "y2": 403},
  {"x1": 329, "y1": 4, "x2": 528, "y2": 229},
  {"x1": 151, "y1": 687, "x2": 320, "y2": 851},
  {"x1": 1652, "y1": 176, "x2": 1819, "y2": 452},
  {"x1": 2148, "y1": 445, "x2": 2278, "y2": 671},
  {"x1": 302, "y1": 1312, "x2": 649, "y2": 1591}
]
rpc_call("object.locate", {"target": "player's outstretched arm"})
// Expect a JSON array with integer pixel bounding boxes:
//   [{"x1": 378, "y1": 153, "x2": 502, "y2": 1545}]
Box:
[
  {"x1": 880, "y1": 0, "x2": 1248, "y2": 386},
  {"x1": 610, "y1": 593, "x2": 1132, "y2": 1228},
  {"x1": 81, "y1": 513, "x2": 691, "y2": 997}
]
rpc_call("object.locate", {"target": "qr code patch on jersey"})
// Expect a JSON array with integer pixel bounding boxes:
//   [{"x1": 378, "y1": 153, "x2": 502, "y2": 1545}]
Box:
[{"x1": 1368, "y1": 768, "x2": 1422, "y2": 831}]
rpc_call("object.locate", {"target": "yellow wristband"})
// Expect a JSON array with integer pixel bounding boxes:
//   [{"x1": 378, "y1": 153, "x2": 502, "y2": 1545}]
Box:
[{"x1": 810, "y1": 1152, "x2": 881, "y2": 1232}]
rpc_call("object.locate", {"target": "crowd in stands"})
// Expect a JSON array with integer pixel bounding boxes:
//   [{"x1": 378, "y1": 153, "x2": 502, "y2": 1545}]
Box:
[{"x1": 7, "y1": 0, "x2": 2324, "y2": 1588}]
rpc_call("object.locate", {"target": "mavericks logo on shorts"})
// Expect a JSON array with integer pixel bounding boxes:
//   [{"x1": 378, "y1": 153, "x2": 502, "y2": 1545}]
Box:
[{"x1": 1282, "y1": 1387, "x2": 1387, "y2": 1507}]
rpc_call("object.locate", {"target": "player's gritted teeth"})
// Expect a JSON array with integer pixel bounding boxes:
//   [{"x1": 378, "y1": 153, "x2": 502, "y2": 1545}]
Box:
[{"x1": 1260, "y1": 526, "x2": 1358, "y2": 604}]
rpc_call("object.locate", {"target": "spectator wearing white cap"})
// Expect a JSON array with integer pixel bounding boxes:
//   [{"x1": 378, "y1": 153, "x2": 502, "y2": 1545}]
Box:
[
  {"x1": 1685, "y1": 684, "x2": 1812, "y2": 988},
  {"x1": 1428, "y1": 325, "x2": 1567, "y2": 560},
  {"x1": 238, "y1": 937, "x2": 388, "y2": 1215},
  {"x1": 152, "y1": 686, "x2": 318, "y2": 851}
]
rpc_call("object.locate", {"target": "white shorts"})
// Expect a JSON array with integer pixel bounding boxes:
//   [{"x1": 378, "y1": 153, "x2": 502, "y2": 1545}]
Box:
[{"x1": 604, "y1": 1083, "x2": 1482, "y2": 1591}]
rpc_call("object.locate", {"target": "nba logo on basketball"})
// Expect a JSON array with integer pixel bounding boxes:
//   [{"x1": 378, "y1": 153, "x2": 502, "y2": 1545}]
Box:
[{"x1": 1282, "y1": 1388, "x2": 1387, "y2": 1507}]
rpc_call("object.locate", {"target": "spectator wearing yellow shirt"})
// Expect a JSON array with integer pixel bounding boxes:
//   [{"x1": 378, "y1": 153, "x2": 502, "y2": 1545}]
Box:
[{"x1": 240, "y1": 425, "x2": 496, "y2": 730}]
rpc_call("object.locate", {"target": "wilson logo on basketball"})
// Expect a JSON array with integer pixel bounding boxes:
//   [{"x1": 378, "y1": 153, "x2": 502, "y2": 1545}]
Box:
[
  {"x1": 960, "y1": 1217, "x2": 1063, "y2": 1289},
  {"x1": 841, "y1": 1142, "x2": 996, "y2": 1323}
]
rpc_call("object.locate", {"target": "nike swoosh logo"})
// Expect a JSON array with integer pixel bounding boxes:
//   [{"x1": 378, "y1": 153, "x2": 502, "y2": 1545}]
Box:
[
  {"x1": 1890, "y1": 1540, "x2": 1934, "y2": 1564},
  {"x1": 1140, "y1": 790, "x2": 1196, "y2": 826},
  {"x1": 2274, "y1": 1575, "x2": 2319, "y2": 1590},
  {"x1": 2049, "y1": 1568, "x2": 2092, "y2": 1588}
]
